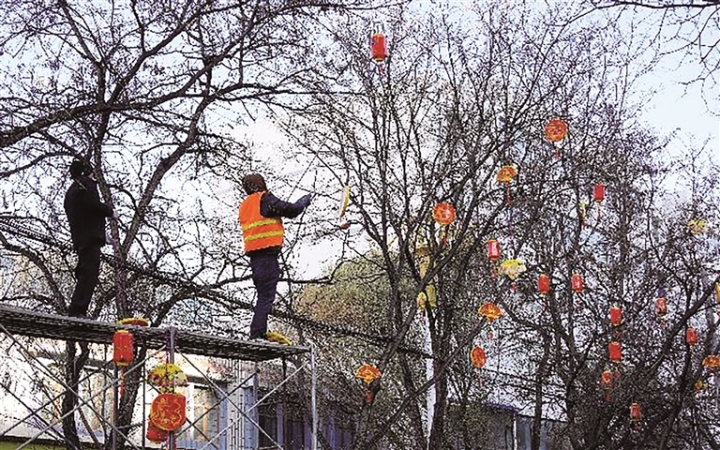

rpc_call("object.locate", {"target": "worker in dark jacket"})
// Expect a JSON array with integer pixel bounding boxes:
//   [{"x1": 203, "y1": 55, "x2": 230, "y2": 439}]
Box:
[
  {"x1": 239, "y1": 173, "x2": 311, "y2": 340},
  {"x1": 64, "y1": 159, "x2": 113, "y2": 317}
]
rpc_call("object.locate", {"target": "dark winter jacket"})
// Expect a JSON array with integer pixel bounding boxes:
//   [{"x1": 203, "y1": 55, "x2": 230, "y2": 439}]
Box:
[{"x1": 64, "y1": 175, "x2": 113, "y2": 250}]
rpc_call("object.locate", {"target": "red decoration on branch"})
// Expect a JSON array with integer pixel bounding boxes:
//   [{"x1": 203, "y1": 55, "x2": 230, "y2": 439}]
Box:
[
  {"x1": 594, "y1": 184, "x2": 605, "y2": 203},
  {"x1": 610, "y1": 305, "x2": 622, "y2": 328},
  {"x1": 538, "y1": 273, "x2": 550, "y2": 295},
  {"x1": 113, "y1": 330, "x2": 133, "y2": 367},
  {"x1": 470, "y1": 346, "x2": 487, "y2": 369},
  {"x1": 371, "y1": 32, "x2": 387, "y2": 62},
  {"x1": 150, "y1": 393, "x2": 187, "y2": 432},
  {"x1": 600, "y1": 369, "x2": 614, "y2": 402},
  {"x1": 571, "y1": 274, "x2": 584, "y2": 294},
  {"x1": 433, "y1": 202, "x2": 456, "y2": 226},
  {"x1": 686, "y1": 327, "x2": 698, "y2": 347},
  {"x1": 146, "y1": 417, "x2": 169, "y2": 443},
  {"x1": 487, "y1": 239, "x2": 501, "y2": 262},
  {"x1": 609, "y1": 341, "x2": 622, "y2": 364}
]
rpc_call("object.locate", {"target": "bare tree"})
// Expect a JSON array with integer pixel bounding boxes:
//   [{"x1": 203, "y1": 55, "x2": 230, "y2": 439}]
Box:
[
  {"x1": 0, "y1": 0, "x2": 372, "y2": 447},
  {"x1": 284, "y1": 1, "x2": 720, "y2": 449}
]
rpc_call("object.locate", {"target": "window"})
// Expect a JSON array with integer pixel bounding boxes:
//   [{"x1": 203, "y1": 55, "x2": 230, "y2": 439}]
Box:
[{"x1": 177, "y1": 383, "x2": 224, "y2": 447}]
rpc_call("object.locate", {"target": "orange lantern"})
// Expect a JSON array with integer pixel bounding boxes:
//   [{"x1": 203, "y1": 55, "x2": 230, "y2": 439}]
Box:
[
  {"x1": 593, "y1": 184, "x2": 605, "y2": 203},
  {"x1": 544, "y1": 118, "x2": 568, "y2": 142},
  {"x1": 113, "y1": 330, "x2": 133, "y2": 367},
  {"x1": 538, "y1": 273, "x2": 550, "y2": 295},
  {"x1": 610, "y1": 305, "x2": 622, "y2": 328},
  {"x1": 545, "y1": 118, "x2": 568, "y2": 158},
  {"x1": 702, "y1": 355, "x2": 720, "y2": 371},
  {"x1": 715, "y1": 282, "x2": 720, "y2": 303},
  {"x1": 146, "y1": 417, "x2": 169, "y2": 443},
  {"x1": 487, "y1": 239, "x2": 501, "y2": 262},
  {"x1": 355, "y1": 363, "x2": 381, "y2": 385},
  {"x1": 150, "y1": 392, "x2": 187, "y2": 432},
  {"x1": 571, "y1": 273, "x2": 583, "y2": 294},
  {"x1": 371, "y1": 32, "x2": 387, "y2": 62},
  {"x1": 496, "y1": 165, "x2": 518, "y2": 203},
  {"x1": 478, "y1": 302, "x2": 503, "y2": 322},
  {"x1": 609, "y1": 341, "x2": 622, "y2": 364},
  {"x1": 686, "y1": 327, "x2": 698, "y2": 346},
  {"x1": 470, "y1": 346, "x2": 487, "y2": 369},
  {"x1": 433, "y1": 202, "x2": 456, "y2": 226},
  {"x1": 629, "y1": 402, "x2": 641, "y2": 422}
]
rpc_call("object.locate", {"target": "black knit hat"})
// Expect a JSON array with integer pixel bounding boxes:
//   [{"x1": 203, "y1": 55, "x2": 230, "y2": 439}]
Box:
[
  {"x1": 242, "y1": 173, "x2": 267, "y2": 194},
  {"x1": 69, "y1": 158, "x2": 92, "y2": 179}
]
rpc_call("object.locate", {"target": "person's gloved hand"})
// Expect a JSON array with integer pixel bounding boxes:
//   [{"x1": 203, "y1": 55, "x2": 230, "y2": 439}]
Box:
[{"x1": 298, "y1": 194, "x2": 312, "y2": 209}]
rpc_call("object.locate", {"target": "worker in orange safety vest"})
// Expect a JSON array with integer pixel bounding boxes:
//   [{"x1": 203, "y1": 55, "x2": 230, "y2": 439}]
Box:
[{"x1": 239, "y1": 173, "x2": 311, "y2": 340}]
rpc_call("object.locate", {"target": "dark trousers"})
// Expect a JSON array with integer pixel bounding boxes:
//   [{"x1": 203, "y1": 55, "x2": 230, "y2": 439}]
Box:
[
  {"x1": 249, "y1": 253, "x2": 280, "y2": 339},
  {"x1": 68, "y1": 244, "x2": 101, "y2": 316}
]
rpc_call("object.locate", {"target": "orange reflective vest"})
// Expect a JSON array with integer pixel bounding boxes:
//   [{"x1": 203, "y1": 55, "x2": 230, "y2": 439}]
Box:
[{"x1": 239, "y1": 192, "x2": 284, "y2": 253}]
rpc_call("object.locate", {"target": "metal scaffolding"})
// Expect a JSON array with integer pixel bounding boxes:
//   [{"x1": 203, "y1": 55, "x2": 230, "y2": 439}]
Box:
[{"x1": 0, "y1": 304, "x2": 317, "y2": 450}]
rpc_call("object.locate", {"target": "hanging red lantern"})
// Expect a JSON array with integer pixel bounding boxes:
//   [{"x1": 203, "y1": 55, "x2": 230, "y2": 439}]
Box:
[
  {"x1": 486, "y1": 239, "x2": 501, "y2": 262},
  {"x1": 571, "y1": 273, "x2": 584, "y2": 294},
  {"x1": 686, "y1": 327, "x2": 698, "y2": 346},
  {"x1": 609, "y1": 341, "x2": 622, "y2": 364},
  {"x1": 370, "y1": 32, "x2": 388, "y2": 62},
  {"x1": 593, "y1": 184, "x2": 605, "y2": 203},
  {"x1": 470, "y1": 346, "x2": 487, "y2": 369},
  {"x1": 544, "y1": 118, "x2": 568, "y2": 159},
  {"x1": 609, "y1": 305, "x2": 622, "y2": 328},
  {"x1": 655, "y1": 296, "x2": 667, "y2": 317},
  {"x1": 433, "y1": 202, "x2": 456, "y2": 226},
  {"x1": 146, "y1": 417, "x2": 169, "y2": 443},
  {"x1": 544, "y1": 118, "x2": 568, "y2": 143},
  {"x1": 150, "y1": 392, "x2": 187, "y2": 432},
  {"x1": 113, "y1": 330, "x2": 134, "y2": 367},
  {"x1": 538, "y1": 273, "x2": 550, "y2": 295},
  {"x1": 629, "y1": 402, "x2": 642, "y2": 422},
  {"x1": 600, "y1": 369, "x2": 614, "y2": 389},
  {"x1": 600, "y1": 369, "x2": 614, "y2": 401}
]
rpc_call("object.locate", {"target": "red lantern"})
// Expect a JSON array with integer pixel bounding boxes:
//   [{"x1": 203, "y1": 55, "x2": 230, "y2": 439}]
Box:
[
  {"x1": 470, "y1": 346, "x2": 487, "y2": 369},
  {"x1": 113, "y1": 330, "x2": 133, "y2": 367},
  {"x1": 146, "y1": 417, "x2": 169, "y2": 443},
  {"x1": 600, "y1": 369, "x2": 614, "y2": 391},
  {"x1": 538, "y1": 273, "x2": 550, "y2": 295},
  {"x1": 609, "y1": 341, "x2": 622, "y2": 363},
  {"x1": 433, "y1": 202, "x2": 456, "y2": 226},
  {"x1": 655, "y1": 296, "x2": 667, "y2": 317},
  {"x1": 571, "y1": 273, "x2": 583, "y2": 294},
  {"x1": 686, "y1": 327, "x2": 698, "y2": 346},
  {"x1": 487, "y1": 239, "x2": 501, "y2": 262},
  {"x1": 544, "y1": 118, "x2": 568, "y2": 143},
  {"x1": 150, "y1": 392, "x2": 187, "y2": 432},
  {"x1": 371, "y1": 32, "x2": 387, "y2": 62},
  {"x1": 610, "y1": 305, "x2": 622, "y2": 327},
  {"x1": 594, "y1": 184, "x2": 605, "y2": 203},
  {"x1": 629, "y1": 402, "x2": 641, "y2": 422}
]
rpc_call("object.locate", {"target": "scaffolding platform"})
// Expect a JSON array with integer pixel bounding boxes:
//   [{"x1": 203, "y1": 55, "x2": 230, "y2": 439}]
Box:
[
  {"x1": 0, "y1": 304, "x2": 309, "y2": 361},
  {"x1": 0, "y1": 304, "x2": 318, "y2": 450}
]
